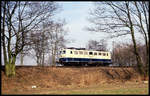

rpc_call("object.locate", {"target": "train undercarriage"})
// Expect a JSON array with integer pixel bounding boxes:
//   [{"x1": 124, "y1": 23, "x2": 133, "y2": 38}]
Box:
[
  {"x1": 58, "y1": 61, "x2": 111, "y2": 66},
  {"x1": 57, "y1": 57, "x2": 112, "y2": 66}
]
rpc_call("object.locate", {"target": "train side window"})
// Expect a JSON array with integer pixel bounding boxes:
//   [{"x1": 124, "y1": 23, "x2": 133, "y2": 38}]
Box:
[
  {"x1": 107, "y1": 53, "x2": 108, "y2": 56},
  {"x1": 94, "y1": 52, "x2": 97, "y2": 55},
  {"x1": 99, "y1": 53, "x2": 101, "y2": 55},
  {"x1": 84, "y1": 52, "x2": 88, "y2": 55},
  {"x1": 79, "y1": 51, "x2": 83, "y2": 55},
  {"x1": 70, "y1": 51, "x2": 73, "y2": 54},
  {"x1": 74, "y1": 51, "x2": 78, "y2": 55},
  {"x1": 89, "y1": 52, "x2": 93, "y2": 55},
  {"x1": 103, "y1": 53, "x2": 106, "y2": 56}
]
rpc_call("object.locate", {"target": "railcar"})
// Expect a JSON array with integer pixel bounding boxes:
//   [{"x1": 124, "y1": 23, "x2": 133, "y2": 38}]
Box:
[{"x1": 58, "y1": 48, "x2": 112, "y2": 66}]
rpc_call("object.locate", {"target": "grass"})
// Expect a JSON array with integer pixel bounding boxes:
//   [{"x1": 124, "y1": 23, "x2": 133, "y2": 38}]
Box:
[
  {"x1": 2, "y1": 82, "x2": 148, "y2": 95},
  {"x1": 2, "y1": 82, "x2": 149, "y2": 95},
  {"x1": 44, "y1": 87, "x2": 148, "y2": 95},
  {"x1": 36, "y1": 83, "x2": 149, "y2": 95}
]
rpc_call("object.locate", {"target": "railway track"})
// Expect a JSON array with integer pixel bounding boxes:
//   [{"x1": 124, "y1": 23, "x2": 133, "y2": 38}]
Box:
[
  {"x1": 55, "y1": 65, "x2": 135, "y2": 68},
  {"x1": 1, "y1": 65, "x2": 135, "y2": 70}
]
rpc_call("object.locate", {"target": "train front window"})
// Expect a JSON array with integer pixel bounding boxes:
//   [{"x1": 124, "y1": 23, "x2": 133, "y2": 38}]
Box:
[{"x1": 63, "y1": 50, "x2": 66, "y2": 54}]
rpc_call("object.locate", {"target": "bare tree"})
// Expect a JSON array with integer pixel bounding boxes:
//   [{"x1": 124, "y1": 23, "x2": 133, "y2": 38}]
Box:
[
  {"x1": 112, "y1": 42, "x2": 136, "y2": 66},
  {"x1": 47, "y1": 20, "x2": 68, "y2": 66},
  {"x1": 86, "y1": 39, "x2": 107, "y2": 51},
  {"x1": 1, "y1": 1, "x2": 60, "y2": 76},
  {"x1": 132, "y1": 1, "x2": 149, "y2": 74},
  {"x1": 87, "y1": 1, "x2": 149, "y2": 76},
  {"x1": 112, "y1": 42, "x2": 147, "y2": 67},
  {"x1": 30, "y1": 28, "x2": 49, "y2": 66},
  {"x1": 29, "y1": 20, "x2": 68, "y2": 66}
]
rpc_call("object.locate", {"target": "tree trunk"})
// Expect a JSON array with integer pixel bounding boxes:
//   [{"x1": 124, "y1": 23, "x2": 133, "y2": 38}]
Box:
[
  {"x1": 145, "y1": 42, "x2": 149, "y2": 75},
  {"x1": 42, "y1": 52, "x2": 45, "y2": 66},
  {"x1": 5, "y1": 56, "x2": 16, "y2": 77},
  {"x1": 2, "y1": 1, "x2": 7, "y2": 66},
  {"x1": 51, "y1": 46, "x2": 55, "y2": 66},
  {"x1": 36, "y1": 55, "x2": 40, "y2": 66},
  {"x1": 20, "y1": 51, "x2": 24, "y2": 65},
  {"x1": 52, "y1": 51, "x2": 55, "y2": 66},
  {"x1": 53, "y1": 44, "x2": 57, "y2": 66},
  {"x1": 126, "y1": 2, "x2": 145, "y2": 75},
  {"x1": 134, "y1": 2, "x2": 149, "y2": 75}
]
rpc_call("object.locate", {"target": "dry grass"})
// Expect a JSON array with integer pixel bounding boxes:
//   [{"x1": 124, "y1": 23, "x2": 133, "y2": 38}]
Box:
[{"x1": 1, "y1": 66, "x2": 149, "y2": 94}]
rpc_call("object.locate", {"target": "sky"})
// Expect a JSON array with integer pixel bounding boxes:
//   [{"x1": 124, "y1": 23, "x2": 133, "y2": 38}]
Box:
[
  {"x1": 56, "y1": 2, "x2": 145, "y2": 51},
  {"x1": 54, "y1": 2, "x2": 138, "y2": 51},
  {"x1": 55, "y1": 2, "x2": 111, "y2": 49}
]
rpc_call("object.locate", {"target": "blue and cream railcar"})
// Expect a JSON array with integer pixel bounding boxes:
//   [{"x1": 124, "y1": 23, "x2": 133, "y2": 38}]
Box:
[{"x1": 58, "y1": 48, "x2": 112, "y2": 66}]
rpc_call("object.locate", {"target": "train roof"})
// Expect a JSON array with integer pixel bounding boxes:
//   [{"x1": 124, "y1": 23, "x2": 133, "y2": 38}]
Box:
[
  {"x1": 67, "y1": 47, "x2": 86, "y2": 50},
  {"x1": 61, "y1": 48, "x2": 109, "y2": 53}
]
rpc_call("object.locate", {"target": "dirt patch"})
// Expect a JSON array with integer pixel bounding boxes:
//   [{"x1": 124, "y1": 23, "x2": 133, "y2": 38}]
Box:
[{"x1": 1, "y1": 66, "x2": 148, "y2": 94}]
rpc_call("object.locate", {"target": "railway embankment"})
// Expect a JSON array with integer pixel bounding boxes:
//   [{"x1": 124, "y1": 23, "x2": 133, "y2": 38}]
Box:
[{"x1": 2, "y1": 66, "x2": 148, "y2": 94}]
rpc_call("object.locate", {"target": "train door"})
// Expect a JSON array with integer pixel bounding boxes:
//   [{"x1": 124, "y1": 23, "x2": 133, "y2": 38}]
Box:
[{"x1": 88, "y1": 51, "x2": 94, "y2": 64}]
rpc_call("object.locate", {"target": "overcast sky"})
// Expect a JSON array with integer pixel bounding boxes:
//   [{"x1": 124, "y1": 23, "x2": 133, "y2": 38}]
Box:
[
  {"x1": 55, "y1": 2, "x2": 111, "y2": 49},
  {"x1": 54, "y1": 2, "x2": 140, "y2": 51}
]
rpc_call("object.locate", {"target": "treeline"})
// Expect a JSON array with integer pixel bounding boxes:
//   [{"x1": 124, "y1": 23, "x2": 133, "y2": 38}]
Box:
[
  {"x1": 1, "y1": 1, "x2": 68, "y2": 77},
  {"x1": 87, "y1": 1, "x2": 149, "y2": 77},
  {"x1": 112, "y1": 42, "x2": 147, "y2": 68}
]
